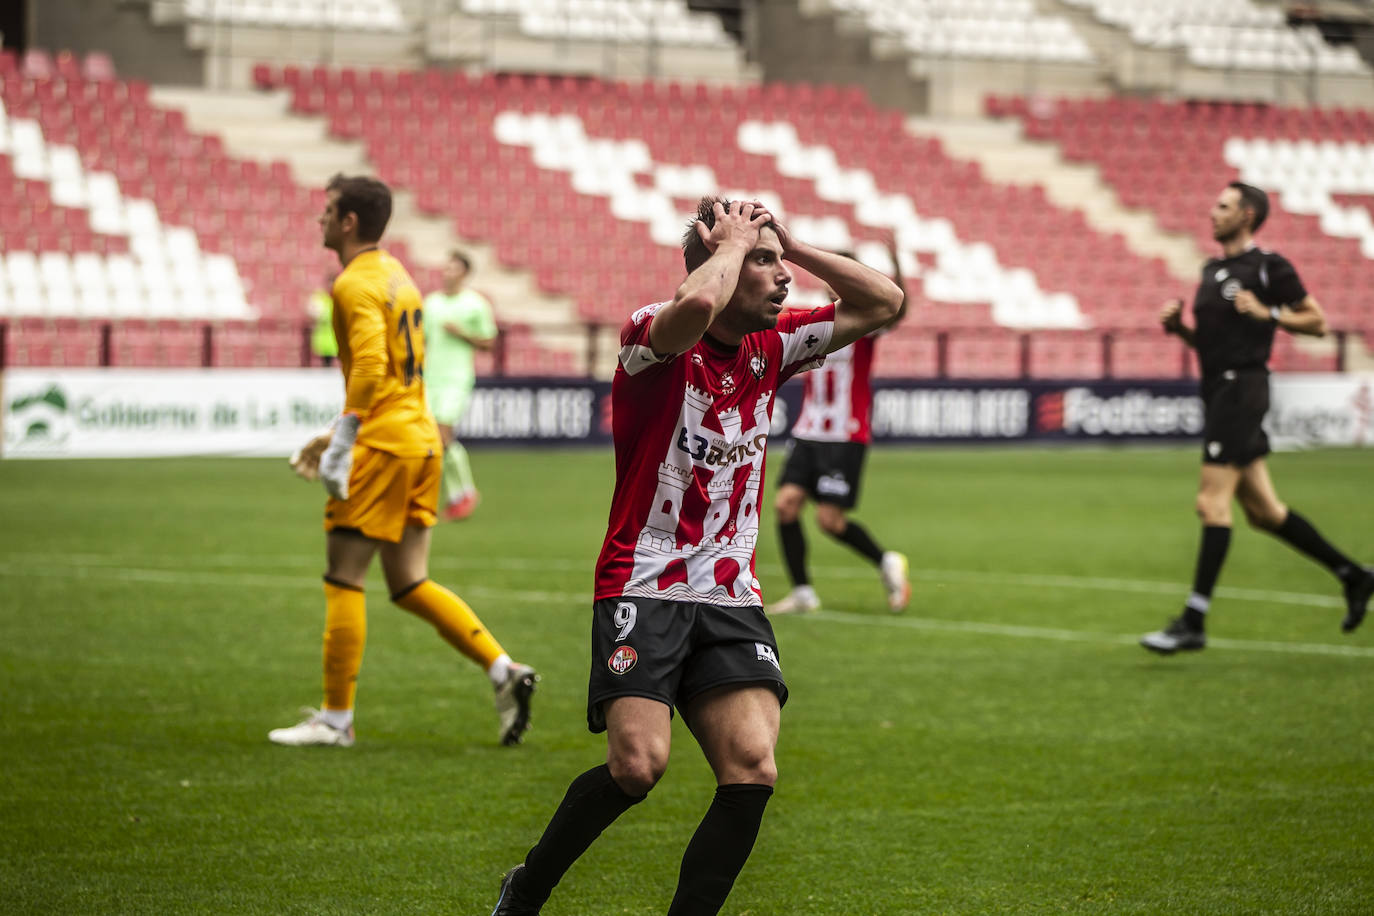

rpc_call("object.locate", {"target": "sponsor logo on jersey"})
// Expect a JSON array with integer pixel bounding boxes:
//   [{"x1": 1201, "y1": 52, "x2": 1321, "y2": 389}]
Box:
[
  {"x1": 607, "y1": 645, "x2": 638, "y2": 675},
  {"x1": 677, "y1": 427, "x2": 769, "y2": 468},
  {"x1": 1215, "y1": 268, "x2": 1230, "y2": 282},
  {"x1": 720, "y1": 372, "x2": 736, "y2": 395},
  {"x1": 755, "y1": 642, "x2": 781, "y2": 671},
  {"x1": 1220, "y1": 279, "x2": 1242, "y2": 301}
]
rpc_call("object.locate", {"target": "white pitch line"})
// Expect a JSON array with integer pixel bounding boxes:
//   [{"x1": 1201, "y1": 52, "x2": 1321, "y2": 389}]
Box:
[
  {"x1": 1, "y1": 561, "x2": 1369, "y2": 660},
  {"x1": 798, "y1": 610, "x2": 1374, "y2": 659},
  {"x1": 0, "y1": 552, "x2": 1346, "y2": 609}
]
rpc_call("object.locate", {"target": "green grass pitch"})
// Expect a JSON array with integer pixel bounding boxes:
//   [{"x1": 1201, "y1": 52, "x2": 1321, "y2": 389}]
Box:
[{"x1": 1, "y1": 446, "x2": 1371, "y2": 914}]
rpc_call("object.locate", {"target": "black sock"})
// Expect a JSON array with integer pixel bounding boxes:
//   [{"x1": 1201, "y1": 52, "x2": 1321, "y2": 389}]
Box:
[
  {"x1": 518, "y1": 764, "x2": 646, "y2": 904},
  {"x1": 1185, "y1": 525, "x2": 1231, "y2": 630},
  {"x1": 830, "y1": 520, "x2": 885, "y2": 565},
  {"x1": 667, "y1": 784, "x2": 774, "y2": 916},
  {"x1": 779, "y1": 520, "x2": 809, "y2": 587},
  {"x1": 1272, "y1": 510, "x2": 1358, "y2": 580}
]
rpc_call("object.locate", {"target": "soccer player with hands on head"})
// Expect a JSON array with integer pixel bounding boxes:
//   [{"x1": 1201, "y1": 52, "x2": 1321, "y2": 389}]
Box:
[
  {"x1": 488, "y1": 197, "x2": 902, "y2": 915},
  {"x1": 1141, "y1": 181, "x2": 1374, "y2": 655},
  {"x1": 271, "y1": 174, "x2": 537, "y2": 749}
]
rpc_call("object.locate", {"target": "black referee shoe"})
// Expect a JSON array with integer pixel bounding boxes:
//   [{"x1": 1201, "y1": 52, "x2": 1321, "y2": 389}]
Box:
[
  {"x1": 1140, "y1": 616, "x2": 1206, "y2": 655},
  {"x1": 1342, "y1": 567, "x2": 1374, "y2": 634},
  {"x1": 490, "y1": 865, "x2": 541, "y2": 916}
]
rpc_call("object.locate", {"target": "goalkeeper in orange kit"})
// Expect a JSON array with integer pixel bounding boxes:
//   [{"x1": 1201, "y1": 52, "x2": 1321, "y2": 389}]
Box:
[{"x1": 274, "y1": 174, "x2": 537, "y2": 748}]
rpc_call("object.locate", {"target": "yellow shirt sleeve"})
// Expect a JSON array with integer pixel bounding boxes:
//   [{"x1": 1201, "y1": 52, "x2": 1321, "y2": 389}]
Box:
[{"x1": 333, "y1": 272, "x2": 386, "y2": 418}]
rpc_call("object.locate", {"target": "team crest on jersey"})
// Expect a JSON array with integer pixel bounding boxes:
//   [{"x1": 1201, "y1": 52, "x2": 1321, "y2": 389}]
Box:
[
  {"x1": 608, "y1": 646, "x2": 638, "y2": 675},
  {"x1": 749, "y1": 351, "x2": 768, "y2": 379},
  {"x1": 1214, "y1": 268, "x2": 1229, "y2": 282}
]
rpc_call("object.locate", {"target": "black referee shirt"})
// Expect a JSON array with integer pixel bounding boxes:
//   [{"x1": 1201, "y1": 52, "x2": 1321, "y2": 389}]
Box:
[{"x1": 1191, "y1": 246, "x2": 1307, "y2": 379}]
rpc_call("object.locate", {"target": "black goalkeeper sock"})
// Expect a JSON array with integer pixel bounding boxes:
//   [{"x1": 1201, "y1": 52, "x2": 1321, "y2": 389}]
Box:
[
  {"x1": 1272, "y1": 509, "x2": 1358, "y2": 580},
  {"x1": 519, "y1": 764, "x2": 646, "y2": 904},
  {"x1": 667, "y1": 784, "x2": 774, "y2": 916},
  {"x1": 830, "y1": 519, "x2": 885, "y2": 565},
  {"x1": 1184, "y1": 525, "x2": 1231, "y2": 629},
  {"x1": 778, "y1": 520, "x2": 809, "y2": 587}
]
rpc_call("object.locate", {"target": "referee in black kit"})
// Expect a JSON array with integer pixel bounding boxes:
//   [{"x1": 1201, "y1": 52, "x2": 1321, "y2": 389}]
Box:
[{"x1": 1141, "y1": 181, "x2": 1374, "y2": 654}]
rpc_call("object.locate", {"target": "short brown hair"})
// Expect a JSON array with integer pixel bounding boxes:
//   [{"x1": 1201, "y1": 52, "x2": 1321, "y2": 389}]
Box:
[
  {"x1": 681, "y1": 196, "x2": 775, "y2": 273},
  {"x1": 1227, "y1": 181, "x2": 1269, "y2": 233},
  {"x1": 326, "y1": 173, "x2": 392, "y2": 242},
  {"x1": 449, "y1": 249, "x2": 472, "y2": 271}
]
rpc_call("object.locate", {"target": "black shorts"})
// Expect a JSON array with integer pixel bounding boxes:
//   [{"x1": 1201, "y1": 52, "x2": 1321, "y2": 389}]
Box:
[
  {"x1": 777, "y1": 439, "x2": 867, "y2": 509},
  {"x1": 1201, "y1": 369, "x2": 1270, "y2": 466},
  {"x1": 586, "y1": 597, "x2": 788, "y2": 733}
]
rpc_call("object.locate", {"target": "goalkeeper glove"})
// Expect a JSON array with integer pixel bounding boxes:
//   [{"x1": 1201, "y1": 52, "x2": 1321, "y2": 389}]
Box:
[{"x1": 319, "y1": 412, "x2": 360, "y2": 500}]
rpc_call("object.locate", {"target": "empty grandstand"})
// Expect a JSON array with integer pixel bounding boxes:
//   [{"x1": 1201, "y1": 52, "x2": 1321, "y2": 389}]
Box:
[{"x1": 2, "y1": 0, "x2": 1371, "y2": 379}]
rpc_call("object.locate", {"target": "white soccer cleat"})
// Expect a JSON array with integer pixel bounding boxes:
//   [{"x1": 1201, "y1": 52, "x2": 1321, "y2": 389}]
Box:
[
  {"x1": 495, "y1": 664, "x2": 539, "y2": 746},
  {"x1": 268, "y1": 708, "x2": 356, "y2": 747},
  {"x1": 766, "y1": 585, "x2": 820, "y2": 616},
  {"x1": 880, "y1": 551, "x2": 911, "y2": 613}
]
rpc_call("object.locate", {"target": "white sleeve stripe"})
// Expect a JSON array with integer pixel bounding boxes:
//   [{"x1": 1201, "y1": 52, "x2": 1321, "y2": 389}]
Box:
[
  {"x1": 619, "y1": 342, "x2": 668, "y2": 375},
  {"x1": 778, "y1": 320, "x2": 834, "y2": 366}
]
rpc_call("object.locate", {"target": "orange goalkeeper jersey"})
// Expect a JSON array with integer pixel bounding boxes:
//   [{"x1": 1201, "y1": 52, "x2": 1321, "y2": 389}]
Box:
[{"x1": 331, "y1": 249, "x2": 440, "y2": 458}]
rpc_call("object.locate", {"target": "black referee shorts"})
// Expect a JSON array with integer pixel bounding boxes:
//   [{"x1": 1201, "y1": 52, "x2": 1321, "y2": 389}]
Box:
[
  {"x1": 777, "y1": 438, "x2": 868, "y2": 509},
  {"x1": 586, "y1": 597, "x2": 788, "y2": 733},
  {"x1": 1200, "y1": 369, "x2": 1270, "y2": 467}
]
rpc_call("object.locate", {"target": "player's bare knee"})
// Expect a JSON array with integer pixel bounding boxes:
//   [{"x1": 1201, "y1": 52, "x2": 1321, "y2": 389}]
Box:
[
  {"x1": 720, "y1": 742, "x2": 778, "y2": 787},
  {"x1": 1242, "y1": 502, "x2": 1285, "y2": 531},
  {"x1": 816, "y1": 505, "x2": 847, "y2": 537},
  {"x1": 775, "y1": 491, "x2": 803, "y2": 523},
  {"x1": 607, "y1": 746, "x2": 667, "y2": 796},
  {"x1": 1195, "y1": 494, "x2": 1229, "y2": 526}
]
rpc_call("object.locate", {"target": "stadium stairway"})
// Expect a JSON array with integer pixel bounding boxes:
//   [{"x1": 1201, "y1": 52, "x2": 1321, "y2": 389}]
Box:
[
  {"x1": 993, "y1": 94, "x2": 1374, "y2": 369},
  {"x1": 904, "y1": 114, "x2": 1206, "y2": 282},
  {"x1": 147, "y1": 84, "x2": 589, "y2": 357}
]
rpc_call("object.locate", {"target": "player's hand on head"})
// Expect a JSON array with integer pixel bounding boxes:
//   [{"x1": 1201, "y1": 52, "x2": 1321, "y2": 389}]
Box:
[
  {"x1": 696, "y1": 199, "x2": 773, "y2": 253},
  {"x1": 289, "y1": 431, "x2": 333, "y2": 481}
]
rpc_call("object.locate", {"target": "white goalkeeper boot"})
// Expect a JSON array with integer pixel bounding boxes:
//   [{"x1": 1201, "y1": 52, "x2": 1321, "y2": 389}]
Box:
[{"x1": 268, "y1": 708, "x2": 356, "y2": 747}]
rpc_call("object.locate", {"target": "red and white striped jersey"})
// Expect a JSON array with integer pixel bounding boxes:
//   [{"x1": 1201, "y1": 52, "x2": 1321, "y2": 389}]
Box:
[
  {"x1": 594, "y1": 302, "x2": 836, "y2": 606},
  {"x1": 790, "y1": 334, "x2": 876, "y2": 444}
]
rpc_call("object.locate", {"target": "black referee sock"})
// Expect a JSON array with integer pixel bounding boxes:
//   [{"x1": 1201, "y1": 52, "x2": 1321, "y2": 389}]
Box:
[
  {"x1": 1272, "y1": 509, "x2": 1358, "y2": 580},
  {"x1": 831, "y1": 520, "x2": 885, "y2": 565},
  {"x1": 779, "y1": 520, "x2": 809, "y2": 587},
  {"x1": 1185, "y1": 525, "x2": 1232, "y2": 630},
  {"x1": 667, "y1": 784, "x2": 774, "y2": 916},
  {"x1": 519, "y1": 764, "x2": 646, "y2": 904}
]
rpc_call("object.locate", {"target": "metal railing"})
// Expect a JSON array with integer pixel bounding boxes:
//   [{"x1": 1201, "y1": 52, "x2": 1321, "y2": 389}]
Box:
[{"x1": 1, "y1": 319, "x2": 1364, "y2": 378}]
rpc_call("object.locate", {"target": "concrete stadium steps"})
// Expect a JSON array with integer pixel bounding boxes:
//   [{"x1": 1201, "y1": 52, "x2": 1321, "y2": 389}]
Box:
[
  {"x1": 147, "y1": 84, "x2": 582, "y2": 335},
  {"x1": 904, "y1": 115, "x2": 1206, "y2": 283}
]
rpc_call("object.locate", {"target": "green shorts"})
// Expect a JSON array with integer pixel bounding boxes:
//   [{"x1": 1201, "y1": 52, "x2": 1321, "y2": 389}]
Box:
[{"x1": 426, "y1": 379, "x2": 474, "y2": 427}]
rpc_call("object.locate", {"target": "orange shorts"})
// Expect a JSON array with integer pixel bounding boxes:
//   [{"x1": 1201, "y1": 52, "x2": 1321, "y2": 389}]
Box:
[{"x1": 323, "y1": 445, "x2": 439, "y2": 543}]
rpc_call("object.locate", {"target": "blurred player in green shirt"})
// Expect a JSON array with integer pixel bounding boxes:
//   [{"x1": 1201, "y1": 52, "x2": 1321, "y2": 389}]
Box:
[{"x1": 424, "y1": 250, "x2": 497, "y2": 520}]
